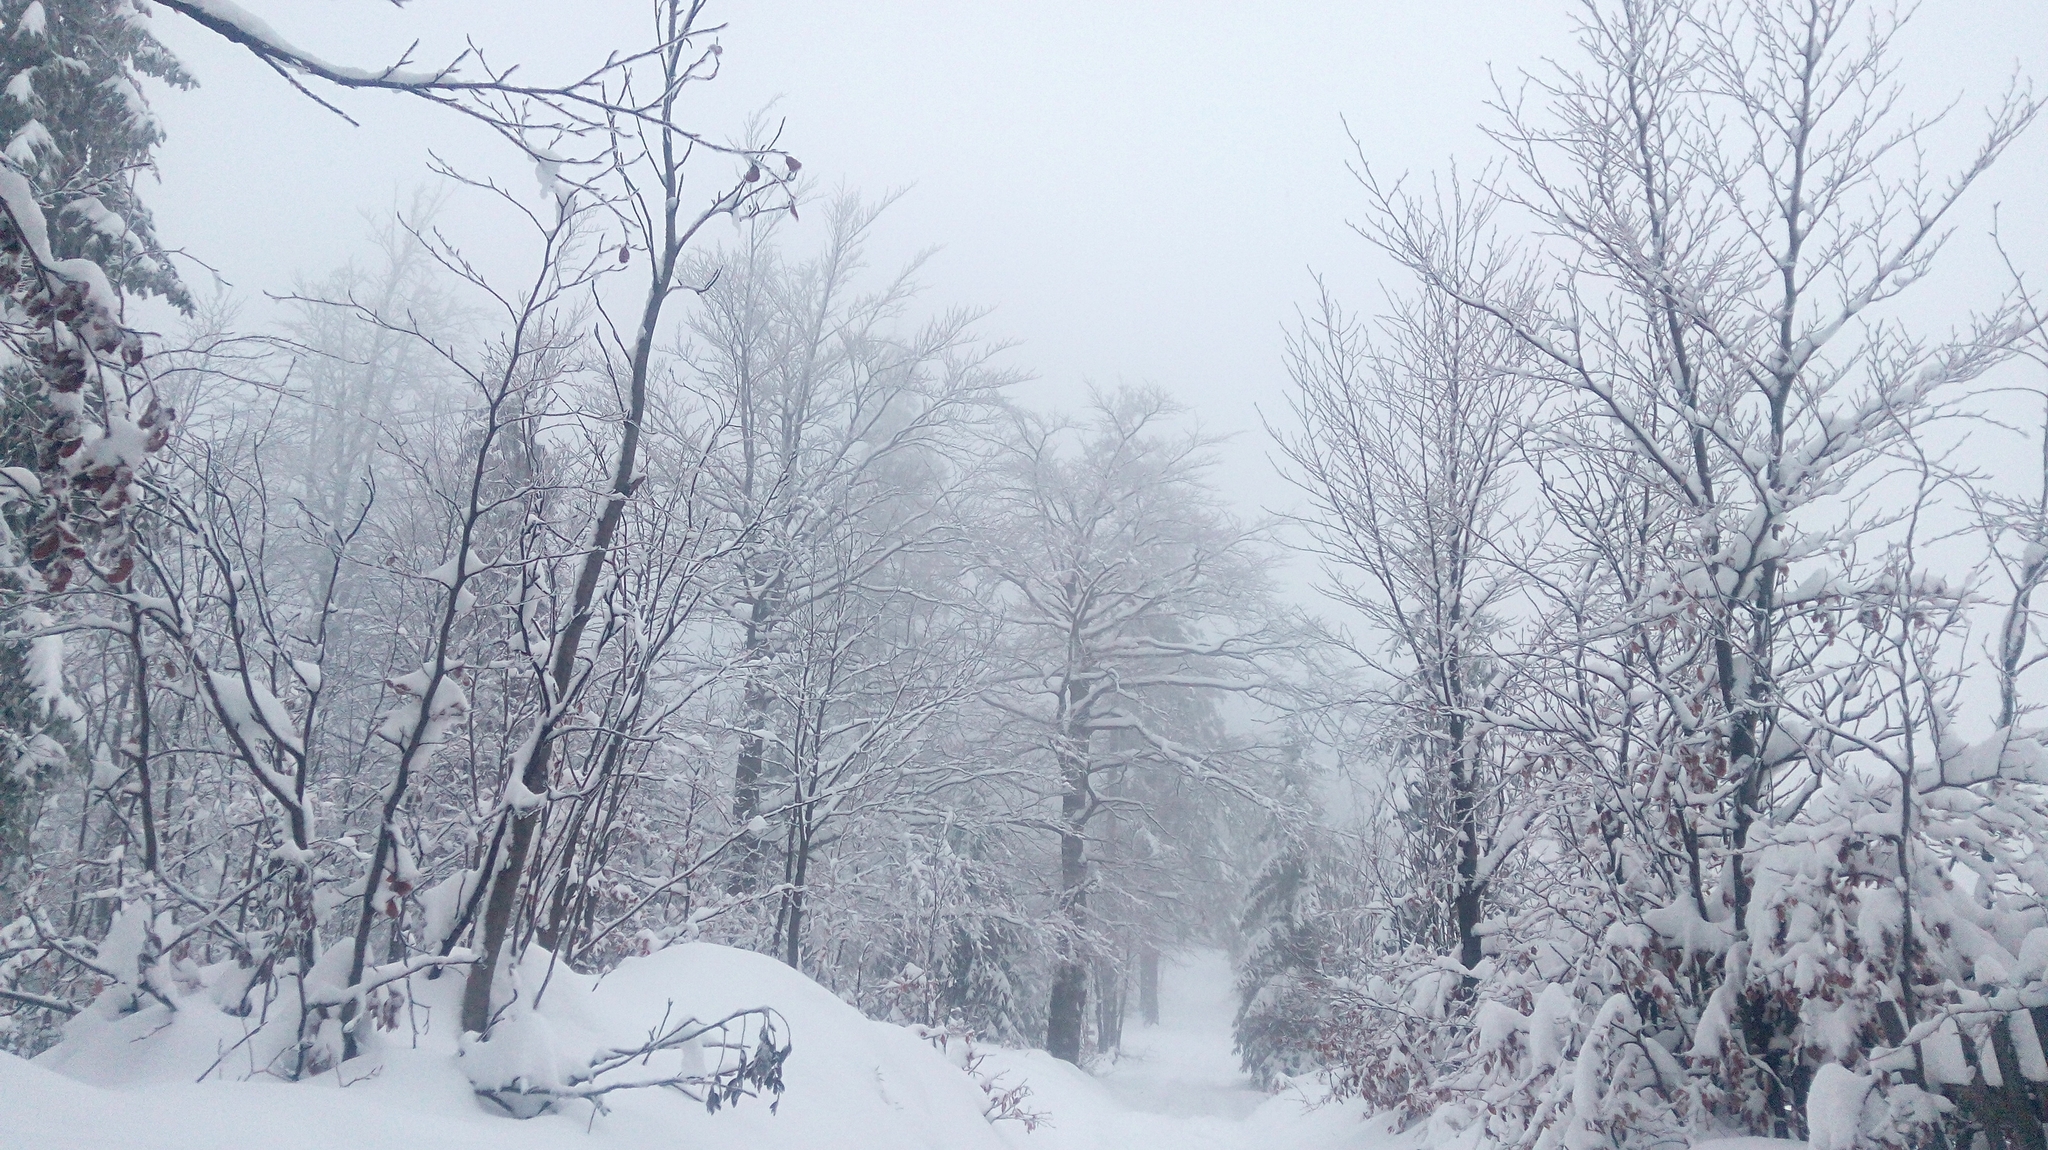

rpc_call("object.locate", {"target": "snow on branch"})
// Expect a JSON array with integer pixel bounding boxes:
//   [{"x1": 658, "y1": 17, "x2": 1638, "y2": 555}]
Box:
[
  {"x1": 157, "y1": 0, "x2": 798, "y2": 173},
  {"x1": 468, "y1": 1003, "x2": 789, "y2": 1117}
]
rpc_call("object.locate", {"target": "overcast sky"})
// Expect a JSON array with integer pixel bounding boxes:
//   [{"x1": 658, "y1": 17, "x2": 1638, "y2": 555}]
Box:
[{"x1": 141, "y1": 1, "x2": 2048, "y2": 532}]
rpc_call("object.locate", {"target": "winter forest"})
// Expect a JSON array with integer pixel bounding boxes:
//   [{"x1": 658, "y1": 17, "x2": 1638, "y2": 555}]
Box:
[{"x1": 4, "y1": 1, "x2": 2048, "y2": 1148}]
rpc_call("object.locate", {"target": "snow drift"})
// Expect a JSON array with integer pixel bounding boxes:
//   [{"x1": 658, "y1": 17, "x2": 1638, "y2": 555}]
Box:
[{"x1": 1, "y1": 943, "x2": 1007, "y2": 1150}]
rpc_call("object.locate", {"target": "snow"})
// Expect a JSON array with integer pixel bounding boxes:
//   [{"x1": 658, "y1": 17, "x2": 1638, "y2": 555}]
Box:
[
  {"x1": 208, "y1": 669, "x2": 303, "y2": 754},
  {"x1": 0, "y1": 464, "x2": 39, "y2": 498},
  {"x1": 0, "y1": 164, "x2": 126, "y2": 319},
  {"x1": 1528, "y1": 981, "x2": 1578, "y2": 1069},
  {"x1": 981, "y1": 948, "x2": 1398, "y2": 1150},
  {"x1": 1805, "y1": 1064, "x2": 1874, "y2": 1150},
  {"x1": 175, "y1": 0, "x2": 449, "y2": 86},
  {"x1": 1918, "y1": 1018, "x2": 1973, "y2": 1085},
  {"x1": 421, "y1": 549, "x2": 486, "y2": 613},
  {"x1": 422, "y1": 548, "x2": 490, "y2": 587},
  {"x1": 7, "y1": 943, "x2": 1006, "y2": 1150},
  {"x1": 1, "y1": 118, "x2": 50, "y2": 164},
  {"x1": 375, "y1": 664, "x2": 470, "y2": 751},
  {"x1": 3, "y1": 944, "x2": 1408, "y2": 1150},
  {"x1": 1092, "y1": 949, "x2": 1269, "y2": 1120},
  {"x1": 24, "y1": 611, "x2": 80, "y2": 722}
]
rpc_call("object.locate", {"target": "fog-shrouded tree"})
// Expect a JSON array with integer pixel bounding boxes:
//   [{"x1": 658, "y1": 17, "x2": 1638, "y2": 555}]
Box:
[
  {"x1": 1065, "y1": 714, "x2": 1252, "y2": 1056},
  {"x1": 982, "y1": 386, "x2": 1283, "y2": 1064},
  {"x1": 1266, "y1": 191, "x2": 1546, "y2": 1112},
  {"x1": 678, "y1": 193, "x2": 1012, "y2": 903},
  {"x1": 1232, "y1": 732, "x2": 1393, "y2": 1089},
  {"x1": 1275, "y1": 185, "x2": 1536, "y2": 980},
  {"x1": 448, "y1": 2, "x2": 802, "y2": 1051},
  {"x1": 1, "y1": 0, "x2": 803, "y2": 1119}
]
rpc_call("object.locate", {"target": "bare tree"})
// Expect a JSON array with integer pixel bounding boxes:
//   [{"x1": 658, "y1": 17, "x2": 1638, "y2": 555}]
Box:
[
  {"x1": 456, "y1": 0, "x2": 798, "y2": 1041},
  {"x1": 681, "y1": 195, "x2": 1011, "y2": 892},
  {"x1": 1317, "y1": 0, "x2": 2048, "y2": 1141},
  {"x1": 983, "y1": 387, "x2": 1280, "y2": 1063},
  {"x1": 1274, "y1": 183, "x2": 1533, "y2": 976}
]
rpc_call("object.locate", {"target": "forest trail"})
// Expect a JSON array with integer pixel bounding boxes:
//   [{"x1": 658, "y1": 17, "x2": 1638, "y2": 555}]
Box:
[
  {"x1": 983, "y1": 949, "x2": 1388, "y2": 1150},
  {"x1": 1097, "y1": 948, "x2": 1269, "y2": 1123}
]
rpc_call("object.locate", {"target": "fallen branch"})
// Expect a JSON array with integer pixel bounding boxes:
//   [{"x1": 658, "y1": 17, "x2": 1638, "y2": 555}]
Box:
[{"x1": 472, "y1": 1002, "x2": 790, "y2": 1118}]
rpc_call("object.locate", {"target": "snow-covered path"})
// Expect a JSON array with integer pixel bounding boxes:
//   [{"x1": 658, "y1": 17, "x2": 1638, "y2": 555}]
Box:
[
  {"x1": 1097, "y1": 949, "x2": 1272, "y2": 1122},
  {"x1": 980, "y1": 950, "x2": 1390, "y2": 1150}
]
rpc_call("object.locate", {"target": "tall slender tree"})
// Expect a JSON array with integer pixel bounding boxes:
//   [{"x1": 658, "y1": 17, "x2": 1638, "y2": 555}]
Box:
[{"x1": 983, "y1": 387, "x2": 1278, "y2": 1063}]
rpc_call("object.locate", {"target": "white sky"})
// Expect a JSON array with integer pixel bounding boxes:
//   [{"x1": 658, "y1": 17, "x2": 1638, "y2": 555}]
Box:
[{"x1": 142, "y1": 1, "x2": 2048, "y2": 536}]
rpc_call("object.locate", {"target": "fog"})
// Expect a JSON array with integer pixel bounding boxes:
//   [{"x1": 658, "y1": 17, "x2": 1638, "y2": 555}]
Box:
[
  {"x1": 11, "y1": 5, "x2": 2048, "y2": 1145},
  {"x1": 147, "y1": 1, "x2": 2047, "y2": 538}
]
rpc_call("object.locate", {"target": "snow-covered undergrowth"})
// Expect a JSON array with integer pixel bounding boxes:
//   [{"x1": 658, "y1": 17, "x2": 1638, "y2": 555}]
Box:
[{"x1": 1, "y1": 943, "x2": 1006, "y2": 1150}]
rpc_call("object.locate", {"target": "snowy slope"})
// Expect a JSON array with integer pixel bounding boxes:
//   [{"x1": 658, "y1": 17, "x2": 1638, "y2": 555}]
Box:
[
  {"x1": 3, "y1": 945, "x2": 1412, "y2": 1150},
  {"x1": 4, "y1": 943, "x2": 1005, "y2": 1150}
]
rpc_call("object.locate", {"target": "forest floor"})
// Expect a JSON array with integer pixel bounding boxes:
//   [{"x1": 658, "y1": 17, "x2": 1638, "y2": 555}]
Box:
[{"x1": 983, "y1": 948, "x2": 1391, "y2": 1150}]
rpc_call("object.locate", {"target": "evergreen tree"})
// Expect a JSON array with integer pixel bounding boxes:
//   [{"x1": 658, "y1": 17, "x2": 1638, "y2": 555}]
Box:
[
  {"x1": 942, "y1": 911, "x2": 1032, "y2": 1046},
  {"x1": 1233, "y1": 744, "x2": 1332, "y2": 1088},
  {"x1": 0, "y1": 359, "x2": 67, "y2": 915}
]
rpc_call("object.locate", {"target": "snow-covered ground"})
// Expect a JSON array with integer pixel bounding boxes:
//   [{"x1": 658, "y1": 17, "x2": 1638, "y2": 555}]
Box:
[
  {"x1": 1100, "y1": 949, "x2": 1271, "y2": 1119},
  {"x1": 0, "y1": 945, "x2": 1389, "y2": 1150},
  {"x1": 985, "y1": 948, "x2": 1389, "y2": 1150},
  {"x1": 2, "y1": 944, "x2": 1003, "y2": 1150}
]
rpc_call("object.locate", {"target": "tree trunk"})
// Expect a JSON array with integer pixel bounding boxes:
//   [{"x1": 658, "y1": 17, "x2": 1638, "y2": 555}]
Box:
[
  {"x1": 1448, "y1": 709, "x2": 1483, "y2": 973},
  {"x1": 1139, "y1": 946, "x2": 1160, "y2": 1026},
  {"x1": 729, "y1": 623, "x2": 772, "y2": 892},
  {"x1": 1046, "y1": 961, "x2": 1087, "y2": 1064},
  {"x1": 1094, "y1": 959, "x2": 1124, "y2": 1055},
  {"x1": 461, "y1": 197, "x2": 673, "y2": 1036},
  {"x1": 461, "y1": 741, "x2": 553, "y2": 1033},
  {"x1": 782, "y1": 813, "x2": 810, "y2": 970},
  {"x1": 1046, "y1": 756, "x2": 1089, "y2": 1063}
]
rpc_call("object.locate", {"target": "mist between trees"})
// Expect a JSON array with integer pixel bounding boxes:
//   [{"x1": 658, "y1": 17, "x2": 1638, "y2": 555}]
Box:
[{"x1": 5, "y1": 0, "x2": 2048, "y2": 1147}]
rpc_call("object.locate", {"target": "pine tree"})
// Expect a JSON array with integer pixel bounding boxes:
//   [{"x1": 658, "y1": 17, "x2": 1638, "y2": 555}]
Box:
[
  {"x1": 1232, "y1": 744, "x2": 1330, "y2": 1088},
  {"x1": 0, "y1": 352, "x2": 68, "y2": 918},
  {"x1": 943, "y1": 913, "x2": 1032, "y2": 1046}
]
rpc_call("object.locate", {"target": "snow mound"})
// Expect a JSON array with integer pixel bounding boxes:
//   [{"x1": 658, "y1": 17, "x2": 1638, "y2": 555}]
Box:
[{"x1": 4, "y1": 943, "x2": 1005, "y2": 1150}]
